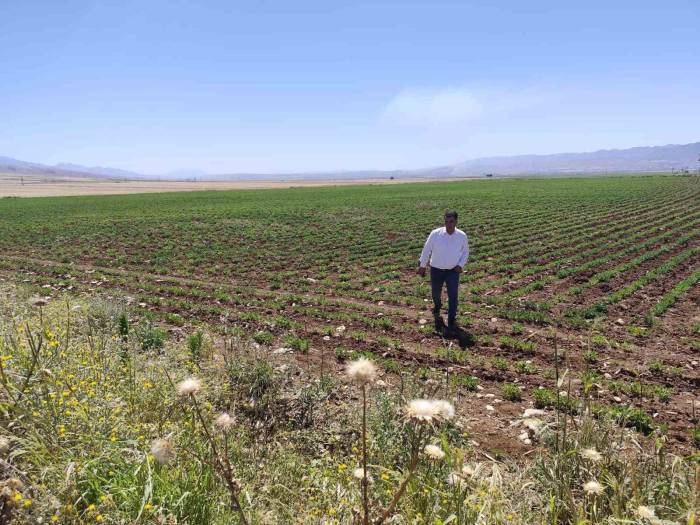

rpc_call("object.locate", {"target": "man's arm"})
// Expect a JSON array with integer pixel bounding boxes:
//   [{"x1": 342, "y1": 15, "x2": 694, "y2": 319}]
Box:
[
  {"x1": 417, "y1": 230, "x2": 435, "y2": 275},
  {"x1": 456, "y1": 234, "x2": 469, "y2": 270}
]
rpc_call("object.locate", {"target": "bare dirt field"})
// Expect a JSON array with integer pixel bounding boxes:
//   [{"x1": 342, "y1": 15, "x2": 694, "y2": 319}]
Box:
[{"x1": 0, "y1": 173, "x2": 466, "y2": 198}]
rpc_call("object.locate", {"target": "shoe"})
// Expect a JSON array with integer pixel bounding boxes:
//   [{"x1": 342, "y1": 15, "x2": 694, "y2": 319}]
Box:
[
  {"x1": 445, "y1": 323, "x2": 458, "y2": 338},
  {"x1": 433, "y1": 316, "x2": 444, "y2": 332}
]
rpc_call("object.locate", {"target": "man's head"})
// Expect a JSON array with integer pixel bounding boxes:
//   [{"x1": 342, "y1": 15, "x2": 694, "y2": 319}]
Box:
[{"x1": 444, "y1": 211, "x2": 458, "y2": 234}]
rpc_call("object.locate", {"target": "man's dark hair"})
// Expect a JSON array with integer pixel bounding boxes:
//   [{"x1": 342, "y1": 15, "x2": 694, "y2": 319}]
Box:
[{"x1": 444, "y1": 210, "x2": 458, "y2": 221}]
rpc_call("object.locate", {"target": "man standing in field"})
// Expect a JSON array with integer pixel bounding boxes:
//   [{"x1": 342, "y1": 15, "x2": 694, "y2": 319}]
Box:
[{"x1": 417, "y1": 211, "x2": 469, "y2": 336}]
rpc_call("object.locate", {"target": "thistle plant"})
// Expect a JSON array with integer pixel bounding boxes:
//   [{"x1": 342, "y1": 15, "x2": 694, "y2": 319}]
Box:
[
  {"x1": 346, "y1": 358, "x2": 456, "y2": 524},
  {"x1": 175, "y1": 377, "x2": 249, "y2": 525}
]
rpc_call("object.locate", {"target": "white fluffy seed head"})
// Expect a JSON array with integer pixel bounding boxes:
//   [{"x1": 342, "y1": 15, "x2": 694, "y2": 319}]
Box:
[
  {"x1": 446, "y1": 472, "x2": 467, "y2": 488},
  {"x1": 346, "y1": 358, "x2": 378, "y2": 384},
  {"x1": 215, "y1": 413, "x2": 235, "y2": 433},
  {"x1": 636, "y1": 506, "x2": 656, "y2": 519},
  {"x1": 405, "y1": 399, "x2": 455, "y2": 423},
  {"x1": 583, "y1": 480, "x2": 604, "y2": 496},
  {"x1": 353, "y1": 468, "x2": 371, "y2": 482},
  {"x1": 405, "y1": 399, "x2": 437, "y2": 422},
  {"x1": 580, "y1": 448, "x2": 602, "y2": 462},
  {"x1": 176, "y1": 377, "x2": 202, "y2": 397},
  {"x1": 424, "y1": 444, "x2": 445, "y2": 460},
  {"x1": 433, "y1": 400, "x2": 455, "y2": 420},
  {"x1": 151, "y1": 438, "x2": 175, "y2": 465}
]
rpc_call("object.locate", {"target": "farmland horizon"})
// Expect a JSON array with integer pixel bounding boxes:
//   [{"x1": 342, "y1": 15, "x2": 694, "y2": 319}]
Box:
[{"x1": 2, "y1": 140, "x2": 699, "y2": 186}]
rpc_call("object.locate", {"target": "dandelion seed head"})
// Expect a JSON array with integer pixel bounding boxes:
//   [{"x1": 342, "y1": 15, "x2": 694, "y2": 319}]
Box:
[
  {"x1": 346, "y1": 358, "x2": 378, "y2": 384},
  {"x1": 424, "y1": 444, "x2": 445, "y2": 460},
  {"x1": 176, "y1": 377, "x2": 202, "y2": 397},
  {"x1": 461, "y1": 464, "x2": 475, "y2": 477},
  {"x1": 214, "y1": 413, "x2": 235, "y2": 433},
  {"x1": 583, "y1": 480, "x2": 604, "y2": 496},
  {"x1": 433, "y1": 400, "x2": 455, "y2": 420},
  {"x1": 636, "y1": 506, "x2": 656, "y2": 519},
  {"x1": 352, "y1": 468, "x2": 371, "y2": 482},
  {"x1": 151, "y1": 438, "x2": 175, "y2": 465},
  {"x1": 580, "y1": 448, "x2": 602, "y2": 462},
  {"x1": 446, "y1": 472, "x2": 467, "y2": 488},
  {"x1": 405, "y1": 399, "x2": 438, "y2": 422}
]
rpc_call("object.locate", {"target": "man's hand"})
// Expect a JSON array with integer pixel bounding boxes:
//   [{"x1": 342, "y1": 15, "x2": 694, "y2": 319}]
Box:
[
  {"x1": 417, "y1": 266, "x2": 426, "y2": 277},
  {"x1": 452, "y1": 265, "x2": 463, "y2": 273}
]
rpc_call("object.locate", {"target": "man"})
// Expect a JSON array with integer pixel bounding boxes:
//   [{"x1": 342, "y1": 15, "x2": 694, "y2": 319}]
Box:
[{"x1": 417, "y1": 211, "x2": 469, "y2": 336}]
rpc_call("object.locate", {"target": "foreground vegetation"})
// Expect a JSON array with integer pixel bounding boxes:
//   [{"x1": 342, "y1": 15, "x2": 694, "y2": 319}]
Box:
[{"x1": 0, "y1": 288, "x2": 696, "y2": 524}]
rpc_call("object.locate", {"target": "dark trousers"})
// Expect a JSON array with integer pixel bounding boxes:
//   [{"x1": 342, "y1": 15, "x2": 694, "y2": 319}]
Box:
[{"x1": 430, "y1": 267, "x2": 459, "y2": 327}]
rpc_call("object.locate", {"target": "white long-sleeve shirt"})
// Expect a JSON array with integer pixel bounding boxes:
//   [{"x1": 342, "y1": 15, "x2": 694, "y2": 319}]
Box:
[{"x1": 419, "y1": 227, "x2": 469, "y2": 270}]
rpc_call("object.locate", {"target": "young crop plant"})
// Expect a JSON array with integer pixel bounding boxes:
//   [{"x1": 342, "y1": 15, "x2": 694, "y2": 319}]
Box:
[
  {"x1": 514, "y1": 360, "x2": 537, "y2": 374},
  {"x1": 647, "y1": 360, "x2": 664, "y2": 375},
  {"x1": 502, "y1": 383, "x2": 522, "y2": 402},
  {"x1": 583, "y1": 350, "x2": 598, "y2": 364},
  {"x1": 282, "y1": 334, "x2": 310, "y2": 353},
  {"x1": 533, "y1": 387, "x2": 556, "y2": 409},
  {"x1": 451, "y1": 374, "x2": 480, "y2": 391},
  {"x1": 492, "y1": 357, "x2": 509, "y2": 371},
  {"x1": 253, "y1": 330, "x2": 274, "y2": 345},
  {"x1": 499, "y1": 336, "x2": 537, "y2": 353}
]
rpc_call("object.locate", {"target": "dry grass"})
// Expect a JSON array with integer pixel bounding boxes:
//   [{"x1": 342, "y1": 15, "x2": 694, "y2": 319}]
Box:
[{"x1": 0, "y1": 173, "x2": 472, "y2": 198}]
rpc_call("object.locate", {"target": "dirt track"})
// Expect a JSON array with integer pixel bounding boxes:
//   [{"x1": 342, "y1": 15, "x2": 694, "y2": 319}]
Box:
[{"x1": 0, "y1": 173, "x2": 471, "y2": 198}]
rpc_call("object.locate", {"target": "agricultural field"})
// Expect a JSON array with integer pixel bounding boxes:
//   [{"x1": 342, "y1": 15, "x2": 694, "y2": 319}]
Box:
[{"x1": 0, "y1": 174, "x2": 698, "y2": 523}]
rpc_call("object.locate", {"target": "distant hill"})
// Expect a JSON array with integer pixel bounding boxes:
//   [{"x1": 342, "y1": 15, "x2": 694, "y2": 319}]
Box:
[
  {"x1": 1, "y1": 141, "x2": 698, "y2": 181},
  {"x1": 450, "y1": 142, "x2": 700, "y2": 175}
]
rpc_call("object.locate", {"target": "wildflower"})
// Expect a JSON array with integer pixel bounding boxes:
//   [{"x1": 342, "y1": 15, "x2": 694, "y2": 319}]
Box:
[
  {"x1": 405, "y1": 399, "x2": 455, "y2": 423},
  {"x1": 580, "y1": 448, "x2": 603, "y2": 462},
  {"x1": 461, "y1": 464, "x2": 475, "y2": 477},
  {"x1": 23, "y1": 498, "x2": 32, "y2": 508},
  {"x1": 433, "y1": 400, "x2": 455, "y2": 420},
  {"x1": 176, "y1": 377, "x2": 202, "y2": 397},
  {"x1": 583, "y1": 480, "x2": 604, "y2": 496},
  {"x1": 345, "y1": 358, "x2": 378, "y2": 384},
  {"x1": 96, "y1": 514, "x2": 104, "y2": 522},
  {"x1": 214, "y1": 412, "x2": 235, "y2": 433},
  {"x1": 406, "y1": 399, "x2": 438, "y2": 422},
  {"x1": 150, "y1": 438, "x2": 175, "y2": 465},
  {"x1": 353, "y1": 468, "x2": 371, "y2": 482},
  {"x1": 636, "y1": 506, "x2": 656, "y2": 519},
  {"x1": 424, "y1": 444, "x2": 445, "y2": 460},
  {"x1": 446, "y1": 472, "x2": 467, "y2": 488}
]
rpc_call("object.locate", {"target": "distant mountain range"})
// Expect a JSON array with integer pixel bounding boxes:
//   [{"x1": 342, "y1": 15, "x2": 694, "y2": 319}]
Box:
[{"x1": 2, "y1": 142, "x2": 698, "y2": 181}]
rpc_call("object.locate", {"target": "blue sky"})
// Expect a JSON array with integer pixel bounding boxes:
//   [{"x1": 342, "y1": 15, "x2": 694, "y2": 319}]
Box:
[{"x1": 1, "y1": 1, "x2": 698, "y2": 174}]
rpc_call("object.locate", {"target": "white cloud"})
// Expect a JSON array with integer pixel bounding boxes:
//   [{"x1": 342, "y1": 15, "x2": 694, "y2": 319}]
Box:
[
  {"x1": 382, "y1": 85, "x2": 550, "y2": 128},
  {"x1": 383, "y1": 87, "x2": 484, "y2": 125}
]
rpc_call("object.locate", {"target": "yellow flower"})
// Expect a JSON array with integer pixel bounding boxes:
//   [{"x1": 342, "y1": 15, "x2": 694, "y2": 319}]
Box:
[
  {"x1": 144, "y1": 503, "x2": 153, "y2": 511},
  {"x1": 13, "y1": 492, "x2": 22, "y2": 501},
  {"x1": 51, "y1": 516, "x2": 59, "y2": 523},
  {"x1": 23, "y1": 499, "x2": 32, "y2": 508},
  {"x1": 95, "y1": 515, "x2": 104, "y2": 522},
  {"x1": 87, "y1": 503, "x2": 96, "y2": 512}
]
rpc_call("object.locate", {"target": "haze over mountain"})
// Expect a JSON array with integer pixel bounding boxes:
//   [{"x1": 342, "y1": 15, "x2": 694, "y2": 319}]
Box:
[{"x1": 1, "y1": 142, "x2": 698, "y2": 181}]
